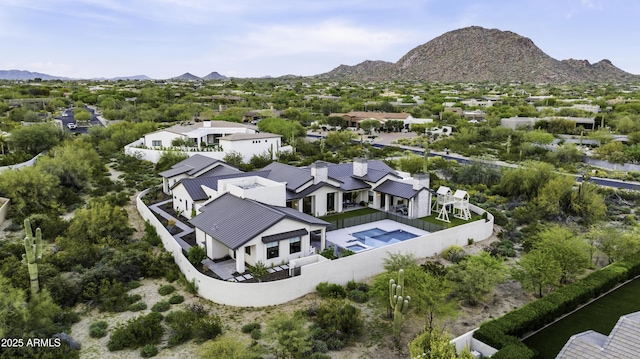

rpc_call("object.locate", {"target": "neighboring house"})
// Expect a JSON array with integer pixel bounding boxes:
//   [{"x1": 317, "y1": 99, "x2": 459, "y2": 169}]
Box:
[
  {"x1": 556, "y1": 311, "x2": 640, "y2": 359},
  {"x1": 125, "y1": 120, "x2": 288, "y2": 163},
  {"x1": 143, "y1": 120, "x2": 255, "y2": 148},
  {"x1": 189, "y1": 186, "x2": 330, "y2": 274},
  {"x1": 328, "y1": 111, "x2": 412, "y2": 128},
  {"x1": 500, "y1": 116, "x2": 596, "y2": 130},
  {"x1": 217, "y1": 132, "x2": 282, "y2": 161},
  {"x1": 158, "y1": 154, "x2": 241, "y2": 195}
]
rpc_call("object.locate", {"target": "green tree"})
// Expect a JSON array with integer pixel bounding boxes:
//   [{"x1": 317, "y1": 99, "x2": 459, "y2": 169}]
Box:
[
  {"x1": 36, "y1": 139, "x2": 104, "y2": 191},
  {"x1": 533, "y1": 225, "x2": 590, "y2": 283},
  {"x1": 67, "y1": 200, "x2": 134, "y2": 245},
  {"x1": 156, "y1": 150, "x2": 189, "y2": 172},
  {"x1": 522, "y1": 129, "x2": 555, "y2": 144},
  {"x1": 511, "y1": 249, "x2": 562, "y2": 297},
  {"x1": 446, "y1": 253, "x2": 506, "y2": 306},
  {"x1": 223, "y1": 150, "x2": 244, "y2": 167},
  {"x1": 359, "y1": 119, "x2": 381, "y2": 134},
  {"x1": 534, "y1": 175, "x2": 574, "y2": 218},
  {"x1": 8, "y1": 123, "x2": 64, "y2": 155},
  {"x1": 325, "y1": 131, "x2": 356, "y2": 150},
  {"x1": 257, "y1": 117, "x2": 305, "y2": 143},
  {"x1": 199, "y1": 335, "x2": 258, "y2": 359},
  {"x1": 409, "y1": 327, "x2": 474, "y2": 359},
  {"x1": 74, "y1": 108, "x2": 92, "y2": 125},
  {"x1": 265, "y1": 312, "x2": 311, "y2": 359},
  {"x1": 570, "y1": 182, "x2": 606, "y2": 224},
  {"x1": 0, "y1": 166, "x2": 61, "y2": 220},
  {"x1": 498, "y1": 161, "x2": 556, "y2": 200}
]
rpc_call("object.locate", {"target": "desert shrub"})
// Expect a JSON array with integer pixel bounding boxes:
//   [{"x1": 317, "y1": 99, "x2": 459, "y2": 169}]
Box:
[
  {"x1": 486, "y1": 239, "x2": 517, "y2": 257},
  {"x1": 168, "y1": 294, "x2": 184, "y2": 305},
  {"x1": 347, "y1": 289, "x2": 369, "y2": 303},
  {"x1": 250, "y1": 328, "x2": 262, "y2": 340},
  {"x1": 241, "y1": 322, "x2": 261, "y2": 334},
  {"x1": 187, "y1": 245, "x2": 207, "y2": 266},
  {"x1": 140, "y1": 344, "x2": 158, "y2": 358},
  {"x1": 89, "y1": 321, "x2": 108, "y2": 338},
  {"x1": 107, "y1": 312, "x2": 164, "y2": 351},
  {"x1": 308, "y1": 300, "x2": 363, "y2": 350},
  {"x1": 315, "y1": 282, "x2": 346, "y2": 299},
  {"x1": 128, "y1": 301, "x2": 147, "y2": 312},
  {"x1": 310, "y1": 353, "x2": 331, "y2": 359},
  {"x1": 165, "y1": 309, "x2": 223, "y2": 346},
  {"x1": 151, "y1": 300, "x2": 171, "y2": 312},
  {"x1": 143, "y1": 222, "x2": 162, "y2": 246},
  {"x1": 158, "y1": 284, "x2": 176, "y2": 296},
  {"x1": 441, "y1": 245, "x2": 467, "y2": 263},
  {"x1": 319, "y1": 245, "x2": 337, "y2": 260}
]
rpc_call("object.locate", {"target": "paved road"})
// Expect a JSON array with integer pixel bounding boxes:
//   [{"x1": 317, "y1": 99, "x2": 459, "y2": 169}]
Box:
[
  {"x1": 306, "y1": 132, "x2": 640, "y2": 191},
  {"x1": 57, "y1": 106, "x2": 105, "y2": 134}
]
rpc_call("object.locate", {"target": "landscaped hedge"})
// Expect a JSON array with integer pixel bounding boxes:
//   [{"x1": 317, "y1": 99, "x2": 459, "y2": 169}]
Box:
[{"x1": 474, "y1": 256, "x2": 640, "y2": 358}]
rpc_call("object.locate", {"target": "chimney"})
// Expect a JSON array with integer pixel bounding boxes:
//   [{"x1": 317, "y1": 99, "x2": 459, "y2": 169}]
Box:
[
  {"x1": 310, "y1": 161, "x2": 328, "y2": 184},
  {"x1": 353, "y1": 158, "x2": 368, "y2": 177},
  {"x1": 203, "y1": 120, "x2": 211, "y2": 127},
  {"x1": 413, "y1": 173, "x2": 430, "y2": 191}
]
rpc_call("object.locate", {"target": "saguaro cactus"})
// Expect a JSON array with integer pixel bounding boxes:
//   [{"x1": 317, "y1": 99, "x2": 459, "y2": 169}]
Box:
[
  {"x1": 389, "y1": 269, "x2": 411, "y2": 343},
  {"x1": 22, "y1": 219, "x2": 43, "y2": 296}
]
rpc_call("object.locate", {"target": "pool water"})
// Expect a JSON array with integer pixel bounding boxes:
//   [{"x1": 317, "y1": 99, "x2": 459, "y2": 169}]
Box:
[
  {"x1": 346, "y1": 244, "x2": 367, "y2": 252},
  {"x1": 352, "y1": 228, "x2": 386, "y2": 240},
  {"x1": 349, "y1": 228, "x2": 419, "y2": 250}
]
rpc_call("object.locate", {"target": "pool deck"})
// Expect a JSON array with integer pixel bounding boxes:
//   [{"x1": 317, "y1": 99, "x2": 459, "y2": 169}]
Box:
[{"x1": 326, "y1": 219, "x2": 431, "y2": 252}]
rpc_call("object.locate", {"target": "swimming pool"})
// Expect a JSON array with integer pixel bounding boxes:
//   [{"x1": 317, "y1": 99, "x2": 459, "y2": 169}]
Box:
[{"x1": 348, "y1": 228, "x2": 419, "y2": 251}]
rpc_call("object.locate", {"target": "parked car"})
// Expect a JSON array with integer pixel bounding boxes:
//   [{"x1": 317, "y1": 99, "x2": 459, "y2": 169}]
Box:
[{"x1": 67, "y1": 122, "x2": 77, "y2": 129}]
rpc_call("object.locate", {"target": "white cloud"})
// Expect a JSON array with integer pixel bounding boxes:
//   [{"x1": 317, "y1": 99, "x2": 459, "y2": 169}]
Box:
[{"x1": 235, "y1": 20, "x2": 416, "y2": 58}]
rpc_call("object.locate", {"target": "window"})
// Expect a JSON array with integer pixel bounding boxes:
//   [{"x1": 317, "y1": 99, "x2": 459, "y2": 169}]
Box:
[
  {"x1": 326, "y1": 192, "x2": 335, "y2": 212},
  {"x1": 368, "y1": 191, "x2": 374, "y2": 203},
  {"x1": 245, "y1": 246, "x2": 251, "y2": 255},
  {"x1": 152, "y1": 140, "x2": 162, "y2": 147},
  {"x1": 289, "y1": 237, "x2": 301, "y2": 254},
  {"x1": 266, "y1": 242, "x2": 279, "y2": 259}
]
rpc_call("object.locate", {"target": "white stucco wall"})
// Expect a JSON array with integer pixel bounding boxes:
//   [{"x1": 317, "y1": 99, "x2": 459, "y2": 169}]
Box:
[
  {"x1": 138, "y1": 188, "x2": 494, "y2": 307},
  {"x1": 218, "y1": 137, "x2": 281, "y2": 161},
  {"x1": 0, "y1": 197, "x2": 9, "y2": 226},
  {"x1": 144, "y1": 131, "x2": 184, "y2": 148}
]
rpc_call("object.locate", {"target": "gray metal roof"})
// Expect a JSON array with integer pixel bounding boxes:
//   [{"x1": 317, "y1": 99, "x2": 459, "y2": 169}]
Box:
[
  {"x1": 262, "y1": 229, "x2": 308, "y2": 244},
  {"x1": 189, "y1": 193, "x2": 328, "y2": 250},
  {"x1": 374, "y1": 179, "x2": 420, "y2": 199},
  {"x1": 158, "y1": 154, "x2": 221, "y2": 178},
  {"x1": 323, "y1": 160, "x2": 399, "y2": 183},
  {"x1": 286, "y1": 182, "x2": 341, "y2": 200},
  {"x1": 177, "y1": 170, "x2": 271, "y2": 201},
  {"x1": 556, "y1": 311, "x2": 640, "y2": 359},
  {"x1": 263, "y1": 162, "x2": 312, "y2": 191},
  {"x1": 199, "y1": 165, "x2": 242, "y2": 177}
]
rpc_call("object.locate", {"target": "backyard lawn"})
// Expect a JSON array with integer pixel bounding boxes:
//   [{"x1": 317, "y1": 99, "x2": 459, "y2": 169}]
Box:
[
  {"x1": 523, "y1": 278, "x2": 640, "y2": 358},
  {"x1": 319, "y1": 207, "x2": 380, "y2": 221}
]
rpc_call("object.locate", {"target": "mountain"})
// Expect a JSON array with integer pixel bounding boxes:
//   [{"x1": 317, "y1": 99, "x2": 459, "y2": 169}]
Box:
[
  {"x1": 320, "y1": 26, "x2": 639, "y2": 83},
  {"x1": 202, "y1": 71, "x2": 227, "y2": 80},
  {"x1": 0, "y1": 69, "x2": 70, "y2": 80},
  {"x1": 108, "y1": 75, "x2": 152, "y2": 81},
  {"x1": 169, "y1": 72, "x2": 202, "y2": 81}
]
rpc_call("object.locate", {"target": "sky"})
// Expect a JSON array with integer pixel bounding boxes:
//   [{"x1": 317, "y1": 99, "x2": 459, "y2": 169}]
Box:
[{"x1": 1, "y1": 0, "x2": 638, "y2": 79}]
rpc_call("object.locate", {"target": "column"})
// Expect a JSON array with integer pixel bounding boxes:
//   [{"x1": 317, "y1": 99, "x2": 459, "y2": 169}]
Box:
[
  {"x1": 235, "y1": 248, "x2": 245, "y2": 273},
  {"x1": 384, "y1": 194, "x2": 390, "y2": 212}
]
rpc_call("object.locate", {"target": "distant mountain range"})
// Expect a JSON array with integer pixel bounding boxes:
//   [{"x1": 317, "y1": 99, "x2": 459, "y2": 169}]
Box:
[
  {"x1": 2, "y1": 27, "x2": 638, "y2": 83},
  {"x1": 0, "y1": 70, "x2": 227, "y2": 81},
  {"x1": 319, "y1": 26, "x2": 640, "y2": 83}
]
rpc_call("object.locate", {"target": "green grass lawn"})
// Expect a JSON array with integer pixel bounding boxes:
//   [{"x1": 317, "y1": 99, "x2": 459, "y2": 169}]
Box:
[
  {"x1": 523, "y1": 278, "x2": 640, "y2": 359},
  {"x1": 419, "y1": 212, "x2": 483, "y2": 227},
  {"x1": 319, "y1": 207, "x2": 380, "y2": 221}
]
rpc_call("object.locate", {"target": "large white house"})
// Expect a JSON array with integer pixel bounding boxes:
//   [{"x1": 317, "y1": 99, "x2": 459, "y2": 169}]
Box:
[
  {"x1": 165, "y1": 157, "x2": 435, "y2": 274},
  {"x1": 170, "y1": 157, "x2": 433, "y2": 220},
  {"x1": 125, "y1": 120, "x2": 286, "y2": 162}
]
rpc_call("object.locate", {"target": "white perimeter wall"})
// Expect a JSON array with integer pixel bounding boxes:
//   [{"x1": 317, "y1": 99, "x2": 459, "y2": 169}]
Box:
[
  {"x1": 0, "y1": 197, "x2": 9, "y2": 226},
  {"x1": 138, "y1": 188, "x2": 494, "y2": 307}
]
